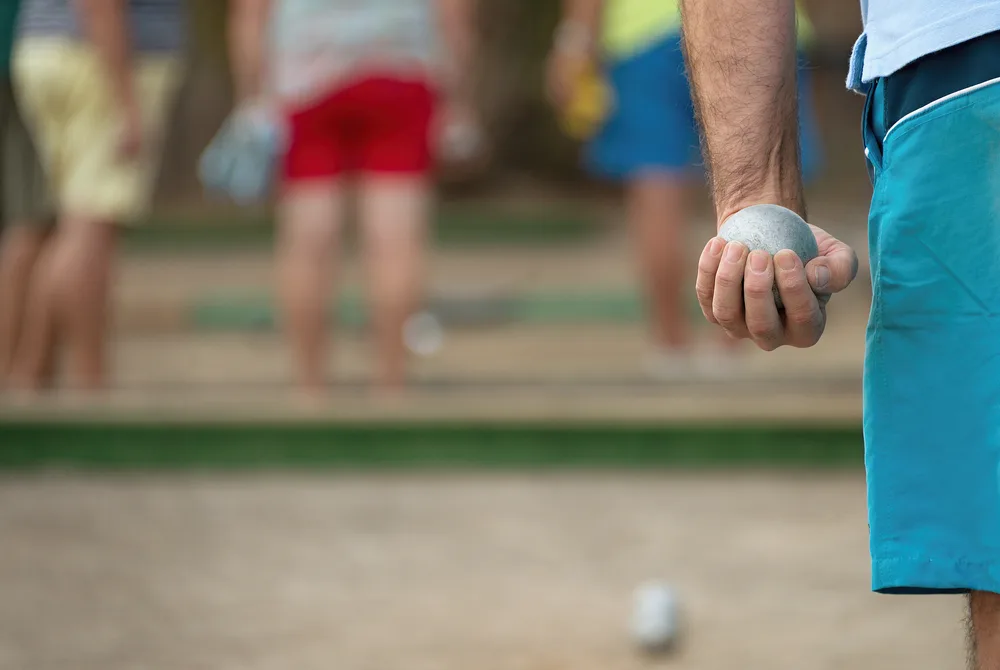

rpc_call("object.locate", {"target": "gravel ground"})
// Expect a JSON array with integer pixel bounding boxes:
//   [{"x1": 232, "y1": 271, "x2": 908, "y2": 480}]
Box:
[{"x1": 0, "y1": 472, "x2": 966, "y2": 670}]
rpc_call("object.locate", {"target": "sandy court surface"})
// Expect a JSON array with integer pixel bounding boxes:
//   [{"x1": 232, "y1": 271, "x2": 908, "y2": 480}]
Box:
[{"x1": 0, "y1": 473, "x2": 966, "y2": 670}]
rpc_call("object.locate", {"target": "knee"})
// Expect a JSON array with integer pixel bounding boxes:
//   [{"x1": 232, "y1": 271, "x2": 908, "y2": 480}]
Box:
[
  {"x1": 280, "y1": 218, "x2": 335, "y2": 256},
  {"x1": 58, "y1": 219, "x2": 116, "y2": 248},
  {"x1": 279, "y1": 197, "x2": 340, "y2": 255},
  {"x1": 45, "y1": 223, "x2": 116, "y2": 284}
]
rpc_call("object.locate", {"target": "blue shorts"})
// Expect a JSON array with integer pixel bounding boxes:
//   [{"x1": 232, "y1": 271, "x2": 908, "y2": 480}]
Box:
[
  {"x1": 862, "y1": 32, "x2": 1000, "y2": 595},
  {"x1": 587, "y1": 34, "x2": 823, "y2": 182}
]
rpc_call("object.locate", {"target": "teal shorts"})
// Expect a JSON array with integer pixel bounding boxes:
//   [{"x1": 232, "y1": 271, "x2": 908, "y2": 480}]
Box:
[{"x1": 863, "y1": 31, "x2": 1000, "y2": 595}]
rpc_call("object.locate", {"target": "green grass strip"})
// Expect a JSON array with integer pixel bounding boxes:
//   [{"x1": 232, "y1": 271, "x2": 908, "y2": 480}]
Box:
[{"x1": 0, "y1": 423, "x2": 863, "y2": 470}]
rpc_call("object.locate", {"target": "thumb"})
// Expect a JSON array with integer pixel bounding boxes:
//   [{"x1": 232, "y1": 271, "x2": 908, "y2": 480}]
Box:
[{"x1": 806, "y1": 247, "x2": 858, "y2": 295}]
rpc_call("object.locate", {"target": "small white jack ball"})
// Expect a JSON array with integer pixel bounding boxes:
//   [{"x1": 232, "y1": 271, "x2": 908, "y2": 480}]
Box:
[{"x1": 630, "y1": 581, "x2": 681, "y2": 653}]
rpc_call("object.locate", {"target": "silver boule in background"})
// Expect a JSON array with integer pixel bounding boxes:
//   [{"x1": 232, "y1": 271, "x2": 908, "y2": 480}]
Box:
[{"x1": 719, "y1": 204, "x2": 819, "y2": 308}]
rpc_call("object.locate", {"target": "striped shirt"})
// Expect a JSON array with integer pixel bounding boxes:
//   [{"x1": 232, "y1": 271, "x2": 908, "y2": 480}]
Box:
[
  {"x1": 270, "y1": 0, "x2": 439, "y2": 105},
  {"x1": 19, "y1": 0, "x2": 186, "y2": 53}
]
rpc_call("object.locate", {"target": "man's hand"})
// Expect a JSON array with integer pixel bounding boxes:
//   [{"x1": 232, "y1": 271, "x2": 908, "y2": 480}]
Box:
[
  {"x1": 696, "y1": 223, "x2": 858, "y2": 350},
  {"x1": 679, "y1": 0, "x2": 857, "y2": 349}
]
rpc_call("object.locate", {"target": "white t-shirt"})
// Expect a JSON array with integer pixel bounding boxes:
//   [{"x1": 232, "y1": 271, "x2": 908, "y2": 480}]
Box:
[{"x1": 269, "y1": 0, "x2": 440, "y2": 105}]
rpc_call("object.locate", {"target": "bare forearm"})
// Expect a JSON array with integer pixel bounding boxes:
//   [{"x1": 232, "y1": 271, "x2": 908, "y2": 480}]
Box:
[
  {"x1": 74, "y1": 0, "x2": 134, "y2": 107},
  {"x1": 680, "y1": 0, "x2": 804, "y2": 224},
  {"x1": 555, "y1": 0, "x2": 603, "y2": 55},
  {"x1": 228, "y1": 0, "x2": 272, "y2": 104},
  {"x1": 435, "y1": 0, "x2": 477, "y2": 99}
]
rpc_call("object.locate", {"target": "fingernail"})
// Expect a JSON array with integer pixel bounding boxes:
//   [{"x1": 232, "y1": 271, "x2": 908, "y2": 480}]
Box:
[
  {"x1": 775, "y1": 251, "x2": 797, "y2": 271},
  {"x1": 707, "y1": 237, "x2": 725, "y2": 257},
  {"x1": 725, "y1": 242, "x2": 743, "y2": 263},
  {"x1": 749, "y1": 251, "x2": 768, "y2": 274},
  {"x1": 813, "y1": 265, "x2": 831, "y2": 291}
]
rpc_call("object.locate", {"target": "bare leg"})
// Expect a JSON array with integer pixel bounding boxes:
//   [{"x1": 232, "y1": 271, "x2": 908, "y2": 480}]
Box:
[
  {"x1": 276, "y1": 181, "x2": 342, "y2": 393},
  {"x1": 47, "y1": 219, "x2": 117, "y2": 391},
  {"x1": 968, "y1": 591, "x2": 1000, "y2": 670},
  {"x1": 8, "y1": 234, "x2": 60, "y2": 391},
  {"x1": 625, "y1": 173, "x2": 692, "y2": 352},
  {"x1": 359, "y1": 175, "x2": 430, "y2": 391},
  {"x1": 0, "y1": 225, "x2": 50, "y2": 382}
]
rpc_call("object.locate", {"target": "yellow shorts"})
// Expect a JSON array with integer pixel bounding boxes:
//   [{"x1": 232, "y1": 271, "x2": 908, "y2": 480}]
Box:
[{"x1": 12, "y1": 39, "x2": 181, "y2": 223}]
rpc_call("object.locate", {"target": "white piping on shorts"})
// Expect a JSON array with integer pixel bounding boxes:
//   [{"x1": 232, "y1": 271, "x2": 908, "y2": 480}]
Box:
[{"x1": 883, "y1": 74, "x2": 1000, "y2": 143}]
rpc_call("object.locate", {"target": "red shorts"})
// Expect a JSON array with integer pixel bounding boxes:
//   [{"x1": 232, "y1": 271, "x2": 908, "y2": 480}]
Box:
[{"x1": 282, "y1": 76, "x2": 436, "y2": 182}]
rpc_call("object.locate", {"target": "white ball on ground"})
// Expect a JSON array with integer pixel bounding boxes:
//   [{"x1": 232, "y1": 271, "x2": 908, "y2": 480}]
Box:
[
  {"x1": 630, "y1": 581, "x2": 681, "y2": 653},
  {"x1": 718, "y1": 204, "x2": 819, "y2": 308},
  {"x1": 403, "y1": 311, "x2": 444, "y2": 357}
]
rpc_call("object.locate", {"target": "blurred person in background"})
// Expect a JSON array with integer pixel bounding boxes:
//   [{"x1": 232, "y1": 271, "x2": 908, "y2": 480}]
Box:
[
  {"x1": 8, "y1": 0, "x2": 184, "y2": 391},
  {"x1": 226, "y1": 0, "x2": 478, "y2": 394},
  {"x1": 0, "y1": 0, "x2": 52, "y2": 388},
  {"x1": 545, "y1": 0, "x2": 822, "y2": 378}
]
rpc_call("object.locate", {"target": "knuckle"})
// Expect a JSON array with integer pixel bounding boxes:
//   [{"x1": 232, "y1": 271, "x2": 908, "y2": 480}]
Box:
[
  {"x1": 700, "y1": 306, "x2": 719, "y2": 325},
  {"x1": 697, "y1": 254, "x2": 720, "y2": 275},
  {"x1": 785, "y1": 306, "x2": 821, "y2": 329},
  {"x1": 747, "y1": 318, "x2": 776, "y2": 340},
  {"x1": 722, "y1": 327, "x2": 749, "y2": 343},
  {"x1": 778, "y1": 272, "x2": 809, "y2": 295},
  {"x1": 755, "y1": 337, "x2": 781, "y2": 352},
  {"x1": 714, "y1": 305, "x2": 742, "y2": 327},
  {"x1": 791, "y1": 324, "x2": 825, "y2": 349},
  {"x1": 747, "y1": 319, "x2": 781, "y2": 348},
  {"x1": 743, "y1": 280, "x2": 774, "y2": 302},
  {"x1": 714, "y1": 271, "x2": 742, "y2": 291}
]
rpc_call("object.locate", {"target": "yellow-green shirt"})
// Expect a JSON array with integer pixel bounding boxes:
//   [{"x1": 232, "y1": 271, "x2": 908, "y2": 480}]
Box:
[{"x1": 602, "y1": 0, "x2": 815, "y2": 60}]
